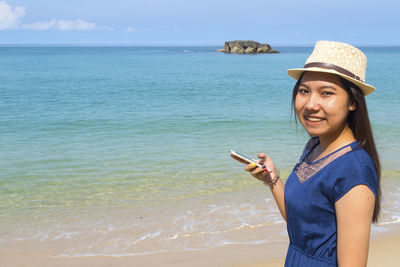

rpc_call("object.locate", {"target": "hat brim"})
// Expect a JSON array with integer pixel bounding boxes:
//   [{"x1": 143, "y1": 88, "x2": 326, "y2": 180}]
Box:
[{"x1": 287, "y1": 67, "x2": 376, "y2": 96}]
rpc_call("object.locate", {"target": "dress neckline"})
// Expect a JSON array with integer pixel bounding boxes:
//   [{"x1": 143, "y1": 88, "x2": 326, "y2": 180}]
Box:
[
  {"x1": 295, "y1": 138, "x2": 358, "y2": 184},
  {"x1": 304, "y1": 138, "x2": 357, "y2": 165}
]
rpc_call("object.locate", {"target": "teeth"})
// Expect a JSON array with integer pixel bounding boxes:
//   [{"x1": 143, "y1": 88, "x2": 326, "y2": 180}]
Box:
[{"x1": 307, "y1": 117, "x2": 323, "y2": 122}]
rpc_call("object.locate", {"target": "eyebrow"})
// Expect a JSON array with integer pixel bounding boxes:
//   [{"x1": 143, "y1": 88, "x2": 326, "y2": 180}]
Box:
[{"x1": 299, "y1": 83, "x2": 337, "y2": 90}]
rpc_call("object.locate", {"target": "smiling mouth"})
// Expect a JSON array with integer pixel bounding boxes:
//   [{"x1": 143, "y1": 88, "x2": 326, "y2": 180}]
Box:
[{"x1": 305, "y1": 116, "x2": 325, "y2": 122}]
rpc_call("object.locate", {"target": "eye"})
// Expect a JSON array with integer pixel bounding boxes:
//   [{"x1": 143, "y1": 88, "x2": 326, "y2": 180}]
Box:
[
  {"x1": 298, "y1": 88, "x2": 309, "y2": 94},
  {"x1": 321, "y1": 90, "x2": 334, "y2": 96}
]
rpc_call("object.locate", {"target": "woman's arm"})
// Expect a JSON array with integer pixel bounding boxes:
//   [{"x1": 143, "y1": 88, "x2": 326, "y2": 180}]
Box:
[
  {"x1": 335, "y1": 185, "x2": 375, "y2": 267},
  {"x1": 244, "y1": 153, "x2": 286, "y2": 221},
  {"x1": 268, "y1": 178, "x2": 286, "y2": 221}
]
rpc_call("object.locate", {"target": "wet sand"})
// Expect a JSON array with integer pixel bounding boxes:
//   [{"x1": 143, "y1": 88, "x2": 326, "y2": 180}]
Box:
[{"x1": 1, "y1": 224, "x2": 399, "y2": 267}]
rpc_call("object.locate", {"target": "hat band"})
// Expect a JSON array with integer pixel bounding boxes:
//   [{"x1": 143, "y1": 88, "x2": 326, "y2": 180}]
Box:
[{"x1": 304, "y1": 62, "x2": 363, "y2": 83}]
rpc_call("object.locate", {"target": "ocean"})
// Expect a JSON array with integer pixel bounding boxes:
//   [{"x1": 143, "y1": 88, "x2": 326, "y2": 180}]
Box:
[{"x1": 0, "y1": 46, "x2": 399, "y2": 257}]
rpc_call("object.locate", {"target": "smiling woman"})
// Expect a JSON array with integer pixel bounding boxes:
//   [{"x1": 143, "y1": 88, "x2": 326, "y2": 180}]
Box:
[
  {"x1": 239, "y1": 40, "x2": 381, "y2": 266},
  {"x1": 294, "y1": 72, "x2": 357, "y2": 149}
]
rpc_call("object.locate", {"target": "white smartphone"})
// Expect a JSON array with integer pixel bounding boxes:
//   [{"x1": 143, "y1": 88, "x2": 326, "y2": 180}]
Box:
[
  {"x1": 229, "y1": 149, "x2": 264, "y2": 168},
  {"x1": 230, "y1": 149, "x2": 272, "y2": 172}
]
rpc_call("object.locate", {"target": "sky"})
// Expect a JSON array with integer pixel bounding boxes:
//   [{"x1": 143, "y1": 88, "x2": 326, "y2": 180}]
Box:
[{"x1": 0, "y1": 0, "x2": 399, "y2": 46}]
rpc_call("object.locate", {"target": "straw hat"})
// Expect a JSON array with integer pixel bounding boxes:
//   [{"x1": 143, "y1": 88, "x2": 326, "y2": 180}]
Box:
[{"x1": 287, "y1": 40, "x2": 376, "y2": 95}]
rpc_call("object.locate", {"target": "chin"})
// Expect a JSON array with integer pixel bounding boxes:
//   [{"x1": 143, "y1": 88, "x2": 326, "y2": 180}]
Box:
[
  {"x1": 300, "y1": 123, "x2": 323, "y2": 137},
  {"x1": 304, "y1": 126, "x2": 331, "y2": 137},
  {"x1": 305, "y1": 130, "x2": 322, "y2": 137}
]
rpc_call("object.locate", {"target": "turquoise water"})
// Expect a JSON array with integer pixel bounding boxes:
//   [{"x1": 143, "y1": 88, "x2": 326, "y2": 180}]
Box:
[{"x1": 1, "y1": 46, "x2": 399, "y2": 255}]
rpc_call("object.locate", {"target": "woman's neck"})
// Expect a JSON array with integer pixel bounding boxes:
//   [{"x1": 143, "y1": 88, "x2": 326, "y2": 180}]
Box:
[{"x1": 313, "y1": 124, "x2": 356, "y2": 161}]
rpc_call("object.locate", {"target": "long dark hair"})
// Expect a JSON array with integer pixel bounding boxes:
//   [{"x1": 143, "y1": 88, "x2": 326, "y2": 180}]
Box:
[{"x1": 291, "y1": 72, "x2": 381, "y2": 223}]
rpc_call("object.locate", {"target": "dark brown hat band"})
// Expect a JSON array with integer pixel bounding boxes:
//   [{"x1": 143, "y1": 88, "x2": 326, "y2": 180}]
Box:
[{"x1": 304, "y1": 62, "x2": 363, "y2": 83}]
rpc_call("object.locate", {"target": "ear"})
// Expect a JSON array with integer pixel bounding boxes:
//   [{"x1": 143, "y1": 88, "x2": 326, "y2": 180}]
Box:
[{"x1": 349, "y1": 102, "x2": 356, "y2": 111}]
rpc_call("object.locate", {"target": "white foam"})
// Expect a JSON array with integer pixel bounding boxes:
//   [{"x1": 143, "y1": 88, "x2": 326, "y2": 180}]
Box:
[
  {"x1": 129, "y1": 230, "x2": 163, "y2": 246},
  {"x1": 377, "y1": 216, "x2": 400, "y2": 225},
  {"x1": 371, "y1": 225, "x2": 389, "y2": 234},
  {"x1": 53, "y1": 231, "x2": 79, "y2": 240},
  {"x1": 221, "y1": 239, "x2": 269, "y2": 245},
  {"x1": 53, "y1": 250, "x2": 169, "y2": 258}
]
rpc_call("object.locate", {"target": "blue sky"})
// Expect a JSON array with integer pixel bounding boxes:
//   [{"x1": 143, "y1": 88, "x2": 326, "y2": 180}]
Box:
[{"x1": 1, "y1": 0, "x2": 399, "y2": 46}]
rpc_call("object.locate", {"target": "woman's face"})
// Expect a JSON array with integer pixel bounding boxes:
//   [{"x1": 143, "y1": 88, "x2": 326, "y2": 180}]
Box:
[{"x1": 295, "y1": 72, "x2": 356, "y2": 140}]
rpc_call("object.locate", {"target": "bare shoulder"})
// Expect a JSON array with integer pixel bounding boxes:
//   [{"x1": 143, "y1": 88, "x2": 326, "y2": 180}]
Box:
[
  {"x1": 336, "y1": 184, "x2": 375, "y2": 224},
  {"x1": 336, "y1": 184, "x2": 375, "y2": 207}
]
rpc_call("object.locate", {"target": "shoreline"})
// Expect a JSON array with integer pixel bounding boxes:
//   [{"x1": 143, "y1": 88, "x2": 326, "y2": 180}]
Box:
[{"x1": 2, "y1": 223, "x2": 399, "y2": 267}]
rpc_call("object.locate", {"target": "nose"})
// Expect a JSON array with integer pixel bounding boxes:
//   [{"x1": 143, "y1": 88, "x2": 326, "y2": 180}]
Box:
[{"x1": 305, "y1": 94, "x2": 321, "y2": 111}]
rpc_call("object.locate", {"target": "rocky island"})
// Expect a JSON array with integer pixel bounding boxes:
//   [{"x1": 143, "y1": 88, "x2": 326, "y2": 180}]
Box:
[{"x1": 217, "y1": 40, "x2": 279, "y2": 54}]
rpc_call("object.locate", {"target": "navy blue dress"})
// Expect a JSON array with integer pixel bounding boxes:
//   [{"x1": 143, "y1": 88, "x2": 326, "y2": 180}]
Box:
[{"x1": 284, "y1": 138, "x2": 378, "y2": 266}]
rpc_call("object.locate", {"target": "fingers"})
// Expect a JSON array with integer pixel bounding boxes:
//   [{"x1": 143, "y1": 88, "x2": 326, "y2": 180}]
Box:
[
  {"x1": 242, "y1": 152, "x2": 276, "y2": 184},
  {"x1": 251, "y1": 166, "x2": 266, "y2": 177},
  {"x1": 244, "y1": 162, "x2": 271, "y2": 181},
  {"x1": 257, "y1": 153, "x2": 271, "y2": 165},
  {"x1": 244, "y1": 162, "x2": 257, "y2": 172},
  {"x1": 257, "y1": 153, "x2": 266, "y2": 158}
]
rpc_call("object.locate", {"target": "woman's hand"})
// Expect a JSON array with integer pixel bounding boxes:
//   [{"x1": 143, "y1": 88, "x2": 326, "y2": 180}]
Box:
[{"x1": 244, "y1": 153, "x2": 278, "y2": 184}]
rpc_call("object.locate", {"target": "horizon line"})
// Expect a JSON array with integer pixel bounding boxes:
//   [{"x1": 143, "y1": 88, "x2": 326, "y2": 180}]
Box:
[{"x1": 1, "y1": 43, "x2": 400, "y2": 47}]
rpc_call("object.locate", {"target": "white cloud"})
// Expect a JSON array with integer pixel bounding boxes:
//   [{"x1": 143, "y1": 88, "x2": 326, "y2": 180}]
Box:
[
  {"x1": 21, "y1": 19, "x2": 56, "y2": 30},
  {"x1": 125, "y1": 27, "x2": 151, "y2": 33},
  {"x1": 0, "y1": 1, "x2": 25, "y2": 30},
  {"x1": 0, "y1": 1, "x2": 106, "y2": 31},
  {"x1": 22, "y1": 19, "x2": 98, "y2": 31},
  {"x1": 57, "y1": 19, "x2": 97, "y2": 31},
  {"x1": 126, "y1": 27, "x2": 137, "y2": 32}
]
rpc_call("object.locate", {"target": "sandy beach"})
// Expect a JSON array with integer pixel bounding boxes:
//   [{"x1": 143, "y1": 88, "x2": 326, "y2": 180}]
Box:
[{"x1": 2, "y1": 224, "x2": 399, "y2": 267}]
